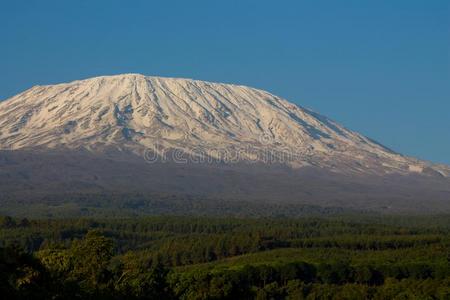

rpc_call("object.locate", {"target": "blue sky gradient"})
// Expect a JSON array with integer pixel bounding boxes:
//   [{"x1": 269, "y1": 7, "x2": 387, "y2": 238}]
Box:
[{"x1": 1, "y1": 0, "x2": 449, "y2": 163}]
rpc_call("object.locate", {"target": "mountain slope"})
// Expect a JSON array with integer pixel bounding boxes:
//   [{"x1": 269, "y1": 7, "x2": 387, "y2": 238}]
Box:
[
  {"x1": 0, "y1": 74, "x2": 449, "y2": 216},
  {"x1": 0, "y1": 73, "x2": 447, "y2": 177}
]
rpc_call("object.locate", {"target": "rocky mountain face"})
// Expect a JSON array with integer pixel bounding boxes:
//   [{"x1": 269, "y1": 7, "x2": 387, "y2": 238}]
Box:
[
  {"x1": 0, "y1": 74, "x2": 449, "y2": 215},
  {"x1": 0, "y1": 74, "x2": 447, "y2": 177}
]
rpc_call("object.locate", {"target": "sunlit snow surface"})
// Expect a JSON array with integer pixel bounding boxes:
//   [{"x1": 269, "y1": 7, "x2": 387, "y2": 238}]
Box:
[{"x1": 0, "y1": 74, "x2": 447, "y2": 177}]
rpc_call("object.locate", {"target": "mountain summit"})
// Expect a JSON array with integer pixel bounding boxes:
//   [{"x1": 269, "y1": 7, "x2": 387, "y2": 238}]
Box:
[
  {"x1": 0, "y1": 74, "x2": 447, "y2": 177},
  {"x1": 1, "y1": 74, "x2": 450, "y2": 215}
]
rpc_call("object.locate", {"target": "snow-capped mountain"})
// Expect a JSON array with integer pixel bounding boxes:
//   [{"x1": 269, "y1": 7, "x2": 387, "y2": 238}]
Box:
[{"x1": 0, "y1": 73, "x2": 448, "y2": 177}]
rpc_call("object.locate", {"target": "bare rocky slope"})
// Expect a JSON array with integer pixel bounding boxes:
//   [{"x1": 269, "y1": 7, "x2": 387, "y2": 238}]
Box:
[{"x1": 0, "y1": 74, "x2": 449, "y2": 215}]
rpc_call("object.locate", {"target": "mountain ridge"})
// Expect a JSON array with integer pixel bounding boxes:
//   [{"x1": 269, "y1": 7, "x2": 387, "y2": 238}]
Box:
[
  {"x1": 0, "y1": 73, "x2": 447, "y2": 177},
  {"x1": 0, "y1": 73, "x2": 449, "y2": 215}
]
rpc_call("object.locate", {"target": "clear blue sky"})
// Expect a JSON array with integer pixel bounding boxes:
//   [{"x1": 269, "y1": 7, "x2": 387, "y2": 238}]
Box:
[{"x1": 1, "y1": 0, "x2": 449, "y2": 164}]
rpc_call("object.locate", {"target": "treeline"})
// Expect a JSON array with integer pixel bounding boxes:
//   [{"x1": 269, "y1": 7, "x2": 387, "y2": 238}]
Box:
[
  {"x1": 171, "y1": 262, "x2": 450, "y2": 299},
  {"x1": 130, "y1": 233, "x2": 445, "y2": 267},
  {"x1": 2, "y1": 230, "x2": 449, "y2": 299},
  {"x1": 0, "y1": 215, "x2": 449, "y2": 299},
  {"x1": 0, "y1": 192, "x2": 353, "y2": 219},
  {"x1": 1, "y1": 215, "x2": 448, "y2": 266},
  {"x1": 1, "y1": 231, "x2": 171, "y2": 300}
]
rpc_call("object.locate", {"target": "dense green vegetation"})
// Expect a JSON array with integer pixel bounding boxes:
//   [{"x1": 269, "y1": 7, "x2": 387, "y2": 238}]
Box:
[
  {"x1": 1, "y1": 215, "x2": 449, "y2": 299},
  {"x1": 0, "y1": 192, "x2": 358, "y2": 218}
]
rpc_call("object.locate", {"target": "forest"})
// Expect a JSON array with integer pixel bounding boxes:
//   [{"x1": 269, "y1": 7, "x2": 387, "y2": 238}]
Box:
[{"x1": 0, "y1": 214, "x2": 449, "y2": 299}]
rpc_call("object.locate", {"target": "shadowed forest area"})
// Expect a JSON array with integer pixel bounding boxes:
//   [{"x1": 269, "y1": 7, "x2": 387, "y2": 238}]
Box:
[{"x1": 0, "y1": 215, "x2": 449, "y2": 299}]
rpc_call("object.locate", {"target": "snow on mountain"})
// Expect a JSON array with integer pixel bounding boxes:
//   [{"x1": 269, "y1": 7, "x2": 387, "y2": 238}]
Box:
[{"x1": 0, "y1": 73, "x2": 447, "y2": 177}]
